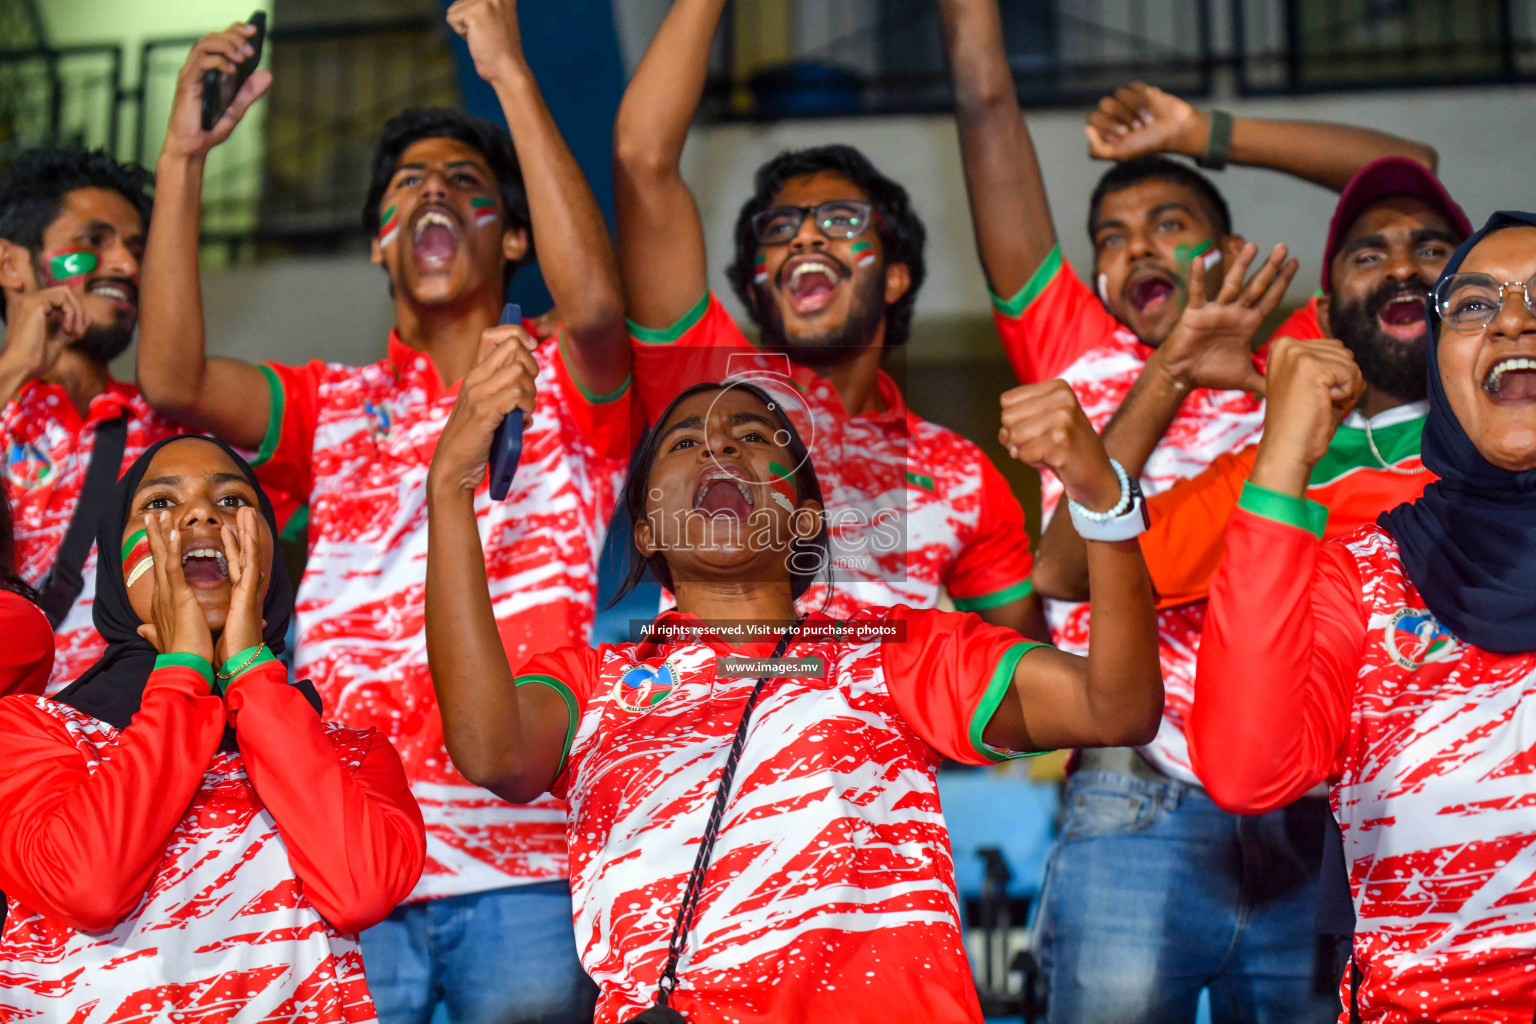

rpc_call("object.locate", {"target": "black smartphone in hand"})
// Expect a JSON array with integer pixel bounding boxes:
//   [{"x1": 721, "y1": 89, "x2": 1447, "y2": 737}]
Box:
[
  {"x1": 201, "y1": 11, "x2": 267, "y2": 132},
  {"x1": 488, "y1": 303, "x2": 524, "y2": 501}
]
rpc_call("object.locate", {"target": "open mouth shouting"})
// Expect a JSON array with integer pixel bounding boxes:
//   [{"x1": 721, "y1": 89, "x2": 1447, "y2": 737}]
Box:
[
  {"x1": 780, "y1": 254, "x2": 846, "y2": 315},
  {"x1": 181, "y1": 544, "x2": 230, "y2": 586},
  {"x1": 86, "y1": 277, "x2": 138, "y2": 312},
  {"x1": 1484, "y1": 355, "x2": 1536, "y2": 404},
  {"x1": 1124, "y1": 267, "x2": 1179, "y2": 318},
  {"x1": 693, "y1": 465, "x2": 756, "y2": 518},
  {"x1": 410, "y1": 205, "x2": 462, "y2": 270},
  {"x1": 1375, "y1": 288, "x2": 1429, "y2": 341}
]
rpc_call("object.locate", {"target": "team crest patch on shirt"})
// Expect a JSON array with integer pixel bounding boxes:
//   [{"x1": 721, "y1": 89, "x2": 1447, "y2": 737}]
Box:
[
  {"x1": 364, "y1": 399, "x2": 393, "y2": 439},
  {"x1": 6, "y1": 440, "x2": 53, "y2": 488},
  {"x1": 1384, "y1": 607, "x2": 1460, "y2": 670},
  {"x1": 614, "y1": 662, "x2": 675, "y2": 712}
]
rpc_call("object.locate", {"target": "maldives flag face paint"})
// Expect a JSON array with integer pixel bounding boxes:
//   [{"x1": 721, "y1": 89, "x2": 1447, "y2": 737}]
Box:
[
  {"x1": 122, "y1": 528, "x2": 153, "y2": 589},
  {"x1": 1174, "y1": 240, "x2": 1221, "y2": 274},
  {"x1": 470, "y1": 196, "x2": 498, "y2": 228},
  {"x1": 852, "y1": 241, "x2": 876, "y2": 269},
  {"x1": 767, "y1": 460, "x2": 797, "y2": 512},
  {"x1": 753, "y1": 253, "x2": 769, "y2": 285},
  {"x1": 49, "y1": 250, "x2": 98, "y2": 282},
  {"x1": 379, "y1": 205, "x2": 400, "y2": 248}
]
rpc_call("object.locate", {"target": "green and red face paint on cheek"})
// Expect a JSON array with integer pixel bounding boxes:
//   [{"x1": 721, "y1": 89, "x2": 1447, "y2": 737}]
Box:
[
  {"x1": 767, "y1": 461, "x2": 798, "y2": 512},
  {"x1": 379, "y1": 205, "x2": 400, "y2": 248},
  {"x1": 48, "y1": 250, "x2": 98, "y2": 283},
  {"x1": 122, "y1": 527, "x2": 153, "y2": 589},
  {"x1": 753, "y1": 253, "x2": 769, "y2": 286},
  {"x1": 852, "y1": 241, "x2": 876, "y2": 269},
  {"x1": 470, "y1": 196, "x2": 498, "y2": 229}
]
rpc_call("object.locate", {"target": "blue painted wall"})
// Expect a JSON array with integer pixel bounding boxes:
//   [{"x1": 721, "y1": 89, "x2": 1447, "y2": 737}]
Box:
[{"x1": 442, "y1": 0, "x2": 658, "y2": 639}]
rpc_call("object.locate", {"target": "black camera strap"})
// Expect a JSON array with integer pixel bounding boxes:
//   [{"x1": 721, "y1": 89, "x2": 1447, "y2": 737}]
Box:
[{"x1": 631, "y1": 617, "x2": 803, "y2": 1022}]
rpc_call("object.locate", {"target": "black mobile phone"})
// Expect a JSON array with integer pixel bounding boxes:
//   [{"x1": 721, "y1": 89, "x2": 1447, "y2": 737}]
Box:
[
  {"x1": 201, "y1": 11, "x2": 267, "y2": 132},
  {"x1": 488, "y1": 303, "x2": 524, "y2": 501}
]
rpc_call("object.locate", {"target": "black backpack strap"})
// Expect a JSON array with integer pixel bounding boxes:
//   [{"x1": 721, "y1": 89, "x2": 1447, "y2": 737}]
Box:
[{"x1": 36, "y1": 413, "x2": 128, "y2": 628}]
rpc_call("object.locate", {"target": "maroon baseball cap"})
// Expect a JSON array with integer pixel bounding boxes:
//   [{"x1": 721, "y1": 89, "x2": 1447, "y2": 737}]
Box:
[{"x1": 1320, "y1": 157, "x2": 1472, "y2": 291}]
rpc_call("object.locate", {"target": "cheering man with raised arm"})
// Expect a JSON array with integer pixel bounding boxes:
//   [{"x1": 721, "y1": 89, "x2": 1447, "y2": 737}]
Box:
[
  {"x1": 613, "y1": 0, "x2": 1043, "y2": 637},
  {"x1": 136, "y1": 4, "x2": 631, "y2": 1021},
  {"x1": 939, "y1": 0, "x2": 1441, "y2": 1019}
]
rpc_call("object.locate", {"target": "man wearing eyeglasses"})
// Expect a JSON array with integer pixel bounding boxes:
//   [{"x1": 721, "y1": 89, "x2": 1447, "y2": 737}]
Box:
[{"x1": 613, "y1": 0, "x2": 1044, "y2": 633}]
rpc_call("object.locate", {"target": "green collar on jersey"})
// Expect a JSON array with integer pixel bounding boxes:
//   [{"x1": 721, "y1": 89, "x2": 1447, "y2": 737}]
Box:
[{"x1": 1310, "y1": 407, "x2": 1426, "y2": 487}]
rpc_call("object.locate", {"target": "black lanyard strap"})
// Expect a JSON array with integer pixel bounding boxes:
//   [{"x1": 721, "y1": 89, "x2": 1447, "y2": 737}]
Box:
[{"x1": 652, "y1": 617, "x2": 803, "y2": 1010}]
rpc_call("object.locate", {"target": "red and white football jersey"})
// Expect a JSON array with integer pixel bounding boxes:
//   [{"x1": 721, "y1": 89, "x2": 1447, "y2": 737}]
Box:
[
  {"x1": 254, "y1": 328, "x2": 631, "y2": 901},
  {"x1": 629, "y1": 293, "x2": 1036, "y2": 619},
  {"x1": 2, "y1": 380, "x2": 182, "y2": 694},
  {"x1": 521, "y1": 605, "x2": 1045, "y2": 1024},
  {"x1": 1330, "y1": 526, "x2": 1536, "y2": 1020},
  {"x1": 993, "y1": 247, "x2": 1284, "y2": 783},
  {"x1": 0, "y1": 699, "x2": 377, "y2": 1023},
  {"x1": 1197, "y1": 502, "x2": 1536, "y2": 1022}
]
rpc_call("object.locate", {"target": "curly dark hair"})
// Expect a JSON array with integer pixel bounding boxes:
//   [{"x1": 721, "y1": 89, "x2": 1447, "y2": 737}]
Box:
[
  {"x1": 612, "y1": 381, "x2": 829, "y2": 606},
  {"x1": 0, "y1": 147, "x2": 154, "y2": 323},
  {"x1": 362, "y1": 107, "x2": 533, "y2": 290},
  {"x1": 725, "y1": 144, "x2": 926, "y2": 349},
  {"x1": 1087, "y1": 155, "x2": 1232, "y2": 242}
]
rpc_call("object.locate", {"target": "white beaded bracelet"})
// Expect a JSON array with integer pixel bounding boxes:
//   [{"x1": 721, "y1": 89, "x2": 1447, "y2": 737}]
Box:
[{"x1": 1068, "y1": 458, "x2": 1131, "y2": 522}]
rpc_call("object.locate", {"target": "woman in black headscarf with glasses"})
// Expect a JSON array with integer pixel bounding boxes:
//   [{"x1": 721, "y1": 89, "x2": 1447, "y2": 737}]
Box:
[
  {"x1": 0, "y1": 434, "x2": 424, "y2": 1023},
  {"x1": 1191, "y1": 213, "x2": 1536, "y2": 1022}
]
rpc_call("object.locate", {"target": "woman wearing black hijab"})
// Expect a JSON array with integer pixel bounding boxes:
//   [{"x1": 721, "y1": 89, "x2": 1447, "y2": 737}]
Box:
[
  {"x1": 0, "y1": 435, "x2": 424, "y2": 1023},
  {"x1": 1190, "y1": 213, "x2": 1536, "y2": 1022}
]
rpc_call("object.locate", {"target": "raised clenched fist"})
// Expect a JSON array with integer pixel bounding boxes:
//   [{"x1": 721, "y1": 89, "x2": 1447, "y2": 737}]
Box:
[
  {"x1": 446, "y1": 0, "x2": 526, "y2": 88},
  {"x1": 1000, "y1": 380, "x2": 1122, "y2": 512},
  {"x1": 1251, "y1": 336, "x2": 1366, "y2": 497}
]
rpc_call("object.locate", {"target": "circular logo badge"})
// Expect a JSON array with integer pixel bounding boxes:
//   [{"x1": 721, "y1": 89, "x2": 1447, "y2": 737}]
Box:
[
  {"x1": 613, "y1": 662, "x2": 676, "y2": 712},
  {"x1": 6, "y1": 441, "x2": 53, "y2": 489},
  {"x1": 1384, "y1": 607, "x2": 1460, "y2": 671}
]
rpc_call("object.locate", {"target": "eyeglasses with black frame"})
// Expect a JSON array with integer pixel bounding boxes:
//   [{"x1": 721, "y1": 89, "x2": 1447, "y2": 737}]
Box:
[
  {"x1": 750, "y1": 201, "x2": 875, "y2": 246},
  {"x1": 1433, "y1": 272, "x2": 1536, "y2": 331}
]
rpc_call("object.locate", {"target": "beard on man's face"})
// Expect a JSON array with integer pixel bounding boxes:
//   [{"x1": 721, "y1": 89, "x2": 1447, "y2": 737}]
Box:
[
  {"x1": 70, "y1": 323, "x2": 135, "y2": 365},
  {"x1": 754, "y1": 261, "x2": 887, "y2": 369},
  {"x1": 33, "y1": 254, "x2": 137, "y2": 366},
  {"x1": 1328, "y1": 275, "x2": 1432, "y2": 404}
]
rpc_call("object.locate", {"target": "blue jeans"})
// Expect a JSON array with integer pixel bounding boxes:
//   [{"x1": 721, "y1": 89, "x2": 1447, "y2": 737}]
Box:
[
  {"x1": 1035, "y1": 769, "x2": 1338, "y2": 1024},
  {"x1": 361, "y1": 882, "x2": 597, "y2": 1024}
]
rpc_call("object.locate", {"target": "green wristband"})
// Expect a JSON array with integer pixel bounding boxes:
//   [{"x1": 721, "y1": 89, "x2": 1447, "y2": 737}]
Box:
[
  {"x1": 216, "y1": 644, "x2": 276, "y2": 690},
  {"x1": 1198, "y1": 109, "x2": 1233, "y2": 171}
]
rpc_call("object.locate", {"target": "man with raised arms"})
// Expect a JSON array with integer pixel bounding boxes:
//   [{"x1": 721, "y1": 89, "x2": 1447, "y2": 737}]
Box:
[
  {"x1": 940, "y1": 0, "x2": 1439, "y2": 1017},
  {"x1": 613, "y1": 0, "x2": 1043, "y2": 634}
]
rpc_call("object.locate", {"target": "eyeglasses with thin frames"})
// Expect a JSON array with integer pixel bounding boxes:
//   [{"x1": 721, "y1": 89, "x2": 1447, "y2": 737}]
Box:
[{"x1": 1433, "y1": 272, "x2": 1536, "y2": 331}]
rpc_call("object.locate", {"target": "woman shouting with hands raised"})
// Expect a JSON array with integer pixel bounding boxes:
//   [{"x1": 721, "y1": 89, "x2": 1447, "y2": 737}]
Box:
[
  {"x1": 425, "y1": 324, "x2": 1162, "y2": 1024},
  {"x1": 0, "y1": 435, "x2": 424, "y2": 1023}
]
